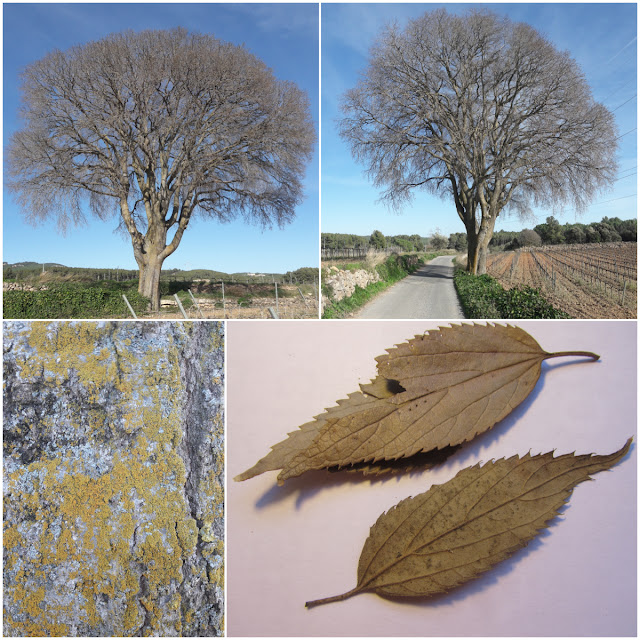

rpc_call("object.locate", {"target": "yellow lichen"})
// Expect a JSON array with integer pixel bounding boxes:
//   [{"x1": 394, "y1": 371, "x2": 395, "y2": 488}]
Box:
[
  {"x1": 176, "y1": 519, "x2": 198, "y2": 554},
  {"x1": 3, "y1": 525, "x2": 22, "y2": 550},
  {"x1": 4, "y1": 322, "x2": 223, "y2": 636}
]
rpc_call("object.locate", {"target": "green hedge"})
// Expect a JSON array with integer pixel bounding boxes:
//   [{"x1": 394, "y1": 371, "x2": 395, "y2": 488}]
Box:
[
  {"x1": 3, "y1": 282, "x2": 149, "y2": 319},
  {"x1": 454, "y1": 271, "x2": 569, "y2": 319}
]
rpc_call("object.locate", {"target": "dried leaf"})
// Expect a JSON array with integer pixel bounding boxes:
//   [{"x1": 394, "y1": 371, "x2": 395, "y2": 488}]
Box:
[
  {"x1": 235, "y1": 324, "x2": 599, "y2": 484},
  {"x1": 305, "y1": 438, "x2": 632, "y2": 608}
]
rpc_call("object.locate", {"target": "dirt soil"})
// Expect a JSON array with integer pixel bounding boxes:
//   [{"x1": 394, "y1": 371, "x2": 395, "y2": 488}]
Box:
[
  {"x1": 486, "y1": 248, "x2": 637, "y2": 319},
  {"x1": 144, "y1": 288, "x2": 319, "y2": 320}
]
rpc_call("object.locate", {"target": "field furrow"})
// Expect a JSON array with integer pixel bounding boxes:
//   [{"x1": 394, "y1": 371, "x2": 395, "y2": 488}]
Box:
[{"x1": 486, "y1": 243, "x2": 637, "y2": 319}]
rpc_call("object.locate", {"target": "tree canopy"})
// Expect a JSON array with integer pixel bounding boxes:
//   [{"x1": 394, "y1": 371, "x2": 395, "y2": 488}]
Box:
[
  {"x1": 7, "y1": 28, "x2": 315, "y2": 309},
  {"x1": 339, "y1": 9, "x2": 618, "y2": 273}
]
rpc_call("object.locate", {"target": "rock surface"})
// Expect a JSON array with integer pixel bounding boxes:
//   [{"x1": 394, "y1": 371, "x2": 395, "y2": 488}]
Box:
[{"x1": 3, "y1": 321, "x2": 224, "y2": 636}]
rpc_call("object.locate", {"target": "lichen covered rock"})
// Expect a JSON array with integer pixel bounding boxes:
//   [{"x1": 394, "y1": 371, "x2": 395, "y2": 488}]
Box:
[{"x1": 3, "y1": 321, "x2": 224, "y2": 636}]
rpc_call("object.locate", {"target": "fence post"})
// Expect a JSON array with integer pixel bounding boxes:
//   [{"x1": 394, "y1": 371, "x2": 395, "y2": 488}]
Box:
[
  {"x1": 122, "y1": 294, "x2": 138, "y2": 319},
  {"x1": 220, "y1": 280, "x2": 226, "y2": 319},
  {"x1": 188, "y1": 289, "x2": 204, "y2": 319},
  {"x1": 297, "y1": 287, "x2": 309, "y2": 309},
  {"x1": 275, "y1": 281, "x2": 279, "y2": 316},
  {"x1": 268, "y1": 306, "x2": 279, "y2": 319},
  {"x1": 173, "y1": 294, "x2": 188, "y2": 319}
]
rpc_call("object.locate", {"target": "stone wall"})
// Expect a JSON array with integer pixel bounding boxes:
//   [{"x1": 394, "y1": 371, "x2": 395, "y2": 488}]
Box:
[
  {"x1": 322, "y1": 266, "x2": 381, "y2": 311},
  {"x1": 3, "y1": 321, "x2": 224, "y2": 636},
  {"x1": 3, "y1": 282, "x2": 47, "y2": 292}
]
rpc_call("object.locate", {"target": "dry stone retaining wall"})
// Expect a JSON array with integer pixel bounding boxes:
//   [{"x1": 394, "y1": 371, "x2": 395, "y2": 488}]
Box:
[{"x1": 322, "y1": 267, "x2": 381, "y2": 311}]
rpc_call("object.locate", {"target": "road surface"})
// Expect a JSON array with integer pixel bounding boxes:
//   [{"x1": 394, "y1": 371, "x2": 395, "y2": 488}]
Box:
[{"x1": 356, "y1": 255, "x2": 465, "y2": 319}]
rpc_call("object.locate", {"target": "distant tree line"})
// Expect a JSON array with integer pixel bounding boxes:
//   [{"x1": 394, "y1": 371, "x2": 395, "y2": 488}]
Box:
[
  {"x1": 2, "y1": 264, "x2": 140, "y2": 282},
  {"x1": 322, "y1": 217, "x2": 636, "y2": 257},
  {"x1": 322, "y1": 232, "x2": 430, "y2": 252},
  {"x1": 283, "y1": 267, "x2": 319, "y2": 283},
  {"x1": 490, "y1": 216, "x2": 637, "y2": 250},
  {"x1": 3, "y1": 263, "x2": 318, "y2": 285}
]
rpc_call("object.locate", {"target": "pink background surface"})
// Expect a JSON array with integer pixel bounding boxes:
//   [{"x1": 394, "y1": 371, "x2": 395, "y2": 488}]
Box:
[{"x1": 227, "y1": 321, "x2": 637, "y2": 637}]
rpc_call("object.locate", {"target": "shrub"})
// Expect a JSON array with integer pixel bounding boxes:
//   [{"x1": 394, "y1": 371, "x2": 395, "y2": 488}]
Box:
[
  {"x1": 3, "y1": 282, "x2": 149, "y2": 319},
  {"x1": 454, "y1": 270, "x2": 569, "y2": 319}
]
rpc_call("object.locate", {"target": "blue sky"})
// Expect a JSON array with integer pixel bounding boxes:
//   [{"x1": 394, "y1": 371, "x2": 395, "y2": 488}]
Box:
[
  {"x1": 322, "y1": 3, "x2": 637, "y2": 238},
  {"x1": 3, "y1": 3, "x2": 319, "y2": 272}
]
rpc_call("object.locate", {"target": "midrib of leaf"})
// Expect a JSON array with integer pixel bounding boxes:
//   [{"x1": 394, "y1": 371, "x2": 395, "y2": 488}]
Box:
[
  {"x1": 384, "y1": 349, "x2": 542, "y2": 372},
  {"x1": 347, "y1": 390, "x2": 448, "y2": 463},
  {"x1": 387, "y1": 350, "x2": 598, "y2": 394},
  {"x1": 358, "y1": 451, "x2": 618, "y2": 592},
  {"x1": 380, "y1": 525, "x2": 539, "y2": 590},
  {"x1": 300, "y1": 357, "x2": 541, "y2": 469},
  {"x1": 356, "y1": 464, "x2": 489, "y2": 585},
  {"x1": 383, "y1": 353, "x2": 543, "y2": 392},
  {"x1": 353, "y1": 349, "x2": 599, "y2": 462}
]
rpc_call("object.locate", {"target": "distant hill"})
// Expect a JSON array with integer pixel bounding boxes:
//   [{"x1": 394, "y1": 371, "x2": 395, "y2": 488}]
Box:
[
  {"x1": 3, "y1": 263, "x2": 318, "y2": 283},
  {"x1": 5, "y1": 261, "x2": 67, "y2": 270}
]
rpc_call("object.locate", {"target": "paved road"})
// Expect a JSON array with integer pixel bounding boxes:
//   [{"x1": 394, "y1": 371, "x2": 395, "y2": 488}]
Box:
[{"x1": 356, "y1": 255, "x2": 465, "y2": 319}]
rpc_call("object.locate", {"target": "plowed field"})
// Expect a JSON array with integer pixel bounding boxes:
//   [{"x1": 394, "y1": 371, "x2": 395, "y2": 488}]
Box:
[{"x1": 486, "y1": 243, "x2": 637, "y2": 319}]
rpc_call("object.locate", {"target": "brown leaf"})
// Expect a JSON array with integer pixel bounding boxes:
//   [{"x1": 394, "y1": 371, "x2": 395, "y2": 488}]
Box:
[
  {"x1": 305, "y1": 438, "x2": 632, "y2": 608},
  {"x1": 235, "y1": 323, "x2": 599, "y2": 484}
]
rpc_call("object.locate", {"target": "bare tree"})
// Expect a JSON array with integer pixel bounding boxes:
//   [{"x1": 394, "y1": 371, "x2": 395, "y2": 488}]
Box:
[
  {"x1": 7, "y1": 28, "x2": 315, "y2": 310},
  {"x1": 340, "y1": 9, "x2": 618, "y2": 274}
]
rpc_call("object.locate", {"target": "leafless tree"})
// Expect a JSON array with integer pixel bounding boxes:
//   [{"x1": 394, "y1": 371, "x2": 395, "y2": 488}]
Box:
[
  {"x1": 7, "y1": 28, "x2": 315, "y2": 310},
  {"x1": 340, "y1": 9, "x2": 618, "y2": 274}
]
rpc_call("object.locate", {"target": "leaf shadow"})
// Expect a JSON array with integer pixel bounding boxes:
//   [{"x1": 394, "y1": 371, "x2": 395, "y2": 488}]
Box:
[
  {"x1": 254, "y1": 465, "x2": 398, "y2": 510},
  {"x1": 254, "y1": 356, "x2": 601, "y2": 511}
]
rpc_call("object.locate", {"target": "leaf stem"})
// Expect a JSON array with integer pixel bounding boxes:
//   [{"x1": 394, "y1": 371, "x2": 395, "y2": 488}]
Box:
[
  {"x1": 305, "y1": 587, "x2": 360, "y2": 609},
  {"x1": 544, "y1": 350, "x2": 600, "y2": 361}
]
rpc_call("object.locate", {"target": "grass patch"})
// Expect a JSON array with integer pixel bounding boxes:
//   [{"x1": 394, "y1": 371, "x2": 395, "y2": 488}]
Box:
[
  {"x1": 454, "y1": 270, "x2": 570, "y2": 319},
  {"x1": 335, "y1": 262, "x2": 368, "y2": 272},
  {"x1": 323, "y1": 253, "x2": 437, "y2": 318}
]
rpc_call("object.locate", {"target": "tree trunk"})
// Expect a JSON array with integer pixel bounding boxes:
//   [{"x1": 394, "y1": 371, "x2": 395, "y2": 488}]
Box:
[
  {"x1": 3, "y1": 322, "x2": 224, "y2": 637},
  {"x1": 467, "y1": 236, "x2": 491, "y2": 275},
  {"x1": 465, "y1": 212, "x2": 496, "y2": 275},
  {"x1": 135, "y1": 225, "x2": 170, "y2": 312},
  {"x1": 138, "y1": 256, "x2": 164, "y2": 312},
  {"x1": 122, "y1": 198, "x2": 173, "y2": 313}
]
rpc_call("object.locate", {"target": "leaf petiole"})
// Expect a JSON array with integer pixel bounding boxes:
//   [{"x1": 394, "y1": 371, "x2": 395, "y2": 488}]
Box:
[
  {"x1": 544, "y1": 350, "x2": 600, "y2": 361},
  {"x1": 305, "y1": 587, "x2": 360, "y2": 609}
]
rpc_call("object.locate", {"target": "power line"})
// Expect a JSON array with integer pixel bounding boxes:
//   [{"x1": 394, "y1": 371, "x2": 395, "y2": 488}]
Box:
[
  {"x1": 615, "y1": 128, "x2": 637, "y2": 141},
  {"x1": 544, "y1": 193, "x2": 636, "y2": 219},
  {"x1": 612, "y1": 94, "x2": 637, "y2": 113},
  {"x1": 601, "y1": 78, "x2": 636, "y2": 105},
  {"x1": 592, "y1": 194, "x2": 636, "y2": 205}
]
